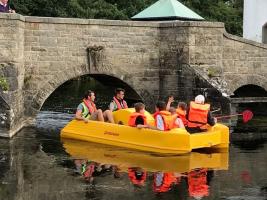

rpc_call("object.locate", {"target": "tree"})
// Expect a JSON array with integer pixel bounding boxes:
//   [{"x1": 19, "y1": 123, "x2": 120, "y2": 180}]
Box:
[{"x1": 10, "y1": 0, "x2": 243, "y2": 36}]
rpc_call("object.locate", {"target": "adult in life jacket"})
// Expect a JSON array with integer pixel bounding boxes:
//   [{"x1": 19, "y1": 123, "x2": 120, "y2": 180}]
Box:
[
  {"x1": 187, "y1": 168, "x2": 209, "y2": 199},
  {"x1": 153, "y1": 172, "x2": 176, "y2": 193},
  {"x1": 153, "y1": 101, "x2": 174, "y2": 131},
  {"x1": 75, "y1": 90, "x2": 114, "y2": 123},
  {"x1": 186, "y1": 95, "x2": 216, "y2": 133},
  {"x1": 109, "y1": 88, "x2": 128, "y2": 112},
  {"x1": 128, "y1": 167, "x2": 147, "y2": 186}
]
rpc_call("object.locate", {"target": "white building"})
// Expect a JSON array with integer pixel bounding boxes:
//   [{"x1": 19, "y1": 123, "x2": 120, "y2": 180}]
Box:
[{"x1": 243, "y1": 0, "x2": 267, "y2": 43}]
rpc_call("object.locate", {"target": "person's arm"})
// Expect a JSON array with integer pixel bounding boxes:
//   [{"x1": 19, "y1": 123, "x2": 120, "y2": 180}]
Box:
[
  {"x1": 109, "y1": 101, "x2": 115, "y2": 111},
  {"x1": 207, "y1": 111, "x2": 216, "y2": 126},
  {"x1": 175, "y1": 118, "x2": 185, "y2": 128},
  {"x1": 166, "y1": 96, "x2": 174, "y2": 111}
]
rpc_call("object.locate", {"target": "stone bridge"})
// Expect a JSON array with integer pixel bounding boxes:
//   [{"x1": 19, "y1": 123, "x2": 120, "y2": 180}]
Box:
[{"x1": 0, "y1": 13, "x2": 267, "y2": 137}]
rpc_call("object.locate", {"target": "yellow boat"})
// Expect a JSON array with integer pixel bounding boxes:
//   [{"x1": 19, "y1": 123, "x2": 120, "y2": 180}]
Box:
[
  {"x1": 61, "y1": 108, "x2": 229, "y2": 154},
  {"x1": 62, "y1": 138, "x2": 228, "y2": 173}
]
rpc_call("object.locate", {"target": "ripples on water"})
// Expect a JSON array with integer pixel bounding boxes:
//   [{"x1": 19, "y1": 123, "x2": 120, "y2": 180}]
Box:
[{"x1": 0, "y1": 111, "x2": 266, "y2": 200}]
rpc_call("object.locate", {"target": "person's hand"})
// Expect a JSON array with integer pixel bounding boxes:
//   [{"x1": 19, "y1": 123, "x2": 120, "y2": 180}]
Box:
[
  {"x1": 168, "y1": 96, "x2": 174, "y2": 103},
  {"x1": 214, "y1": 117, "x2": 217, "y2": 123},
  {"x1": 83, "y1": 118, "x2": 89, "y2": 123},
  {"x1": 9, "y1": 9, "x2": 15, "y2": 13}
]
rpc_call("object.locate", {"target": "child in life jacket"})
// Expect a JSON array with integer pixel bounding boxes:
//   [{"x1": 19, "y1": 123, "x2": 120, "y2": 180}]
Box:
[
  {"x1": 176, "y1": 102, "x2": 188, "y2": 126},
  {"x1": 166, "y1": 96, "x2": 185, "y2": 128},
  {"x1": 169, "y1": 107, "x2": 185, "y2": 128},
  {"x1": 154, "y1": 101, "x2": 174, "y2": 131},
  {"x1": 128, "y1": 102, "x2": 155, "y2": 129}
]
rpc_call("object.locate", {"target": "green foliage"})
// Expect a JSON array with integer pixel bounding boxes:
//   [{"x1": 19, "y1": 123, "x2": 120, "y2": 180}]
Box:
[
  {"x1": 0, "y1": 77, "x2": 9, "y2": 91},
  {"x1": 180, "y1": 0, "x2": 243, "y2": 36},
  {"x1": 10, "y1": 0, "x2": 243, "y2": 35}
]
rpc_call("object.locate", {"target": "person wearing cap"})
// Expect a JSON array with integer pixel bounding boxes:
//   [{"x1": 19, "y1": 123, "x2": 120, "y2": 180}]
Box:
[{"x1": 186, "y1": 95, "x2": 216, "y2": 133}]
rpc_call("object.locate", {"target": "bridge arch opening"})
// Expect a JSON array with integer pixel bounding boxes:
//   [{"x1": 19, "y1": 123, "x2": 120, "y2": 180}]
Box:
[
  {"x1": 41, "y1": 74, "x2": 143, "y2": 113},
  {"x1": 263, "y1": 22, "x2": 267, "y2": 44},
  {"x1": 232, "y1": 84, "x2": 267, "y2": 119},
  {"x1": 233, "y1": 84, "x2": 267, "y2": 97}
]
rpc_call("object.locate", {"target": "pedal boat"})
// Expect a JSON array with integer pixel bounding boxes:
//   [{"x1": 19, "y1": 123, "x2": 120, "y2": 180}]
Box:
[{"x1": 61, "y1": 108, "x2": 229, "y2": 154}]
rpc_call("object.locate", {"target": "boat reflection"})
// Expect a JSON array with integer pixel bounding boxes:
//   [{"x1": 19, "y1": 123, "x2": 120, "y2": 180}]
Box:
[{"x1": 62, "y1": 138, "x2": 229, "y2": 197}]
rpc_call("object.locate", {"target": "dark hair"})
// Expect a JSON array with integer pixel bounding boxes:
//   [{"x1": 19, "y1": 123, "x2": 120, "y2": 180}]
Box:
[
  {"x1": 134, "y1": 102, "x2": 145, "y2": 112},
  {"x1": 115, "y1": 88, "x2": 125, "y2": 95},
  {"x1": 178, "y1": 102, "x2": 187, "y2": 111},
  {"x1": 84, "y1": 90, "x2": 94, "y2": 99},
  {"x1": 156, "y1": 101, "x2": 166, "y2": 111},
  {"x1": 169, "y1": 107, "x2": 176, "y2": 114},
  {"x1": 135, "y1": 171, "x2": 144, "y2": 180}
]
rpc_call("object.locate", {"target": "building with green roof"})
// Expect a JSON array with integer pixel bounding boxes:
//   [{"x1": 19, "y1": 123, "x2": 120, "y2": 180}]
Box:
[{"x1": 132, "y1": 0, "x2": 204, "y2": 21}]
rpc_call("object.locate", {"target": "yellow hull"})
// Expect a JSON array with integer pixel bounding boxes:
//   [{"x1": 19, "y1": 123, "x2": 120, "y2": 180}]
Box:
[
  {"x1": 61, "y1": 109, "x2": 229, "y2": 154},
  {"x1": 62, "y1": 139, "x2": 229, "y2": 173}
]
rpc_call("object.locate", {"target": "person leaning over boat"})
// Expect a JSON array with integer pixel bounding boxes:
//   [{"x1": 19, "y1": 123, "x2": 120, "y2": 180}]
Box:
[
  {"x1": 186, "y1": 95, "x2": 217, "y2": 133},
  {"x1": 75, "y1": 90, "x2": 114, "y2": 123},
  {"x1": 153, "y1": 101, "x2": 174, "y2": 131},
  {"x1": 109, "y1": 88, "x2": 128, "y2": 111},
  {"x1": 128, "y1": 102, "x2": 155, "y2": 129}
]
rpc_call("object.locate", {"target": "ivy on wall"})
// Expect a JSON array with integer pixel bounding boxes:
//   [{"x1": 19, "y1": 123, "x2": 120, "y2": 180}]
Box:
[{"x1": 0, "y1": 77, "x2": 9, "y2": 91}]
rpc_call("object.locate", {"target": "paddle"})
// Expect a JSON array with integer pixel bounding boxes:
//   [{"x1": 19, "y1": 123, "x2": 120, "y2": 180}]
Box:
[{"x1": 215, "y1": 110, "x2": 253, "y2": 123}]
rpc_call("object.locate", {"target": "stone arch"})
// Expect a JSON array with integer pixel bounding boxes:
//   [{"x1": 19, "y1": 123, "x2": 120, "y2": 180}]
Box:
[
  {"x1": 232, "y1": 84, "x2": 267, "y2": 97},
  {"x1": 262, "y1": 22, "x2": 267, "y2": 44},
  {"x1": 29, "y1": 71, "x2": 151, "y2": 114},
  {"x1": 228, "y1": 75, "x2": 267, "y2": 95}
]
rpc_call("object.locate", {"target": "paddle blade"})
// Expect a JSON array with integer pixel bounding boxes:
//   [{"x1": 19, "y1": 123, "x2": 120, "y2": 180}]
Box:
[{"x1": 242, "y1": 110, "x2": 253, "y2": 123}]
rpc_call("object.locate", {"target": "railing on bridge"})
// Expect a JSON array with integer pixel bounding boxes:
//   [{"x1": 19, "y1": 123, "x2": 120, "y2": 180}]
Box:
[{"x1": 230, "y1": 97, "x2": 267, "y2": 103}]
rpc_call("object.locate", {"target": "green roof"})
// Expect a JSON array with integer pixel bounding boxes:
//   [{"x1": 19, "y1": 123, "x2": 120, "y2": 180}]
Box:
[{"x1": 132, "y1": 0, "x2": 204, "y2": 21}]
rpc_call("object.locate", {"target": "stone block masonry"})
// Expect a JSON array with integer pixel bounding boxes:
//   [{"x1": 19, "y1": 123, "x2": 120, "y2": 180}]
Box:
[{"x1": 0, "y1": 13, "x2": 267, "y2": 137}]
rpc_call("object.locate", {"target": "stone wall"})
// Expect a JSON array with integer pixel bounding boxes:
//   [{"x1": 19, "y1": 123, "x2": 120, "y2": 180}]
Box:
[
  {"x1": 223, "y1": 33, "x2": 267, "y2": 94},
  {"x1": 22, "y1": 17, "x2": 161, "y2": 117},
  {"x1": 0, "y1": 14, "x2": 25, "y2": 137},
  {"x1": 0, "y1": 13, "x2": 267, "y2": 137}
]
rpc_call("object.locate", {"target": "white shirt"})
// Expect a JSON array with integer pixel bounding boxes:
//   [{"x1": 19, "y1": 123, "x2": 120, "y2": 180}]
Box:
[{"x1": 156, "y1": 115, "x2": 164, "y2": 131}]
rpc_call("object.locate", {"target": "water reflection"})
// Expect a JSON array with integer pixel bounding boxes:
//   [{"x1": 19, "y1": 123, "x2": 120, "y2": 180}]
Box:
[
  {"x1": 0, "y1": 128, "x2": 267, "y2": 199},
  {"x1": 62, "y1": 139, "x2": 228, "y2": 198}
]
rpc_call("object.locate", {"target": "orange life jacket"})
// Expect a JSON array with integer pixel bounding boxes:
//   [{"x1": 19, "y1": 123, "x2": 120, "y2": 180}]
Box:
[
  {"x1": 153, "y1": 172, "x2": 176, "y2": 193},
  {"x1": 113, "y1": 96, "x2": 128, "y2": 110},
  {"x1": 128, "y1": 168, "x2": 147, "y2": 186},
  {"x1": 153, "y1": 111, "x2": 173, "y2": 131},
  {"x1": 188, "y1": 169, "x2": 209, "y2": 198},
  {"x1": 187, "y1": 101, "x2": 210, "y2": 130},
  {"x1": 128, "y1": 112, "x2": 147, "y2": 127},
  {"x1": 176, "y1": 108, "x2": 188, "y2": 126},
  {"x1": 83, "y1": 99, "x2": 97, "y2": 114}
]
